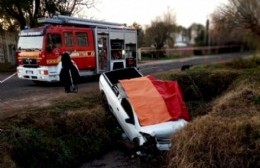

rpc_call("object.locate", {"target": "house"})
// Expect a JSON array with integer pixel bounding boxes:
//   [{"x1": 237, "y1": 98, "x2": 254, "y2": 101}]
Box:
[
  {"x1": 0, "y1": 30, "x2": 18, "y2": 65},
  {"x1": 174, "y1": 31, "x2": 189, "y2": 47}
]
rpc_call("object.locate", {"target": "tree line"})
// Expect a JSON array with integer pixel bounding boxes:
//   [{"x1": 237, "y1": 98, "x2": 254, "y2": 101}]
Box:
[
  {"x1": 211, "y1": 0, "x2": 259, "y2": 49},
  {"x1": 137, "y1": 0, "x2": 259, "y2": 52},
  {"x1": 0, "y1": 0, "x2": 259, "y2": 51}
]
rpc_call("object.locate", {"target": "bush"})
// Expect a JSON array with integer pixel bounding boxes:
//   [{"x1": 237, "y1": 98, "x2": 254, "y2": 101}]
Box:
[{"x1": 0, "y1": 95, "x2": 116, "y2": 168}]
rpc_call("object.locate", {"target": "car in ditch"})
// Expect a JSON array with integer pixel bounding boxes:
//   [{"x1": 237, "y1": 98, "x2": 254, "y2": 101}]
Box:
[{"x1": 99, "y1": 67, "x2": 189, "y2": 151}]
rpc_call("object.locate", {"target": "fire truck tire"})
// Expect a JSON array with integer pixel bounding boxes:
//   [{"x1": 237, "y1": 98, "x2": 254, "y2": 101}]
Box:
[{"x1": 32, "y1": 80, "x2": 45, "y2": 85}]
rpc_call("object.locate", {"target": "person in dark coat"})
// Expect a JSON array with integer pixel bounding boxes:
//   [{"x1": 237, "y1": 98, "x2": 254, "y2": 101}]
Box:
[{"x1": 60, "y1": 52, "x2": 80, "y2": 93}]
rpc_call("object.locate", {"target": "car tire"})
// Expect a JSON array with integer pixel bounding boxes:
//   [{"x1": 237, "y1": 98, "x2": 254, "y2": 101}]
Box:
[
  {"x1": 133, "y1": 137, "x2": 140, "y2": 146},
  {"x1": 32, "y1": 80, "x2": 45, "y2": 85},
  {"x1": 133, "y1": 137, "x2": 141, "y2": 152}
]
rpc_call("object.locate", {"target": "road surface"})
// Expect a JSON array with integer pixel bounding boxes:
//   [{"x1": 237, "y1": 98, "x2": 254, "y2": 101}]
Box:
[{"x1": 139, "y1": 52, "x2": 250, "y2": 74}]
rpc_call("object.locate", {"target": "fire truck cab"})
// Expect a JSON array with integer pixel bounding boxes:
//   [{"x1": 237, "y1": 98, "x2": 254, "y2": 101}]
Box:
[{"x1": 16, "y1": 15, "x2": 137, "y2": 82}]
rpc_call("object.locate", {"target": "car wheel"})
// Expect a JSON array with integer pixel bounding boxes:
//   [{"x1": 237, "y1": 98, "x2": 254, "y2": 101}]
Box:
[
  {"x1": 142, "y1": 137, "x2": 158, "y2": 155},
  {"x1": 133, "y1": 137, "x2": 142, "y2": 152},
  {"x1": 133, "y1": 137, "x2": 140, "y2": 146}
]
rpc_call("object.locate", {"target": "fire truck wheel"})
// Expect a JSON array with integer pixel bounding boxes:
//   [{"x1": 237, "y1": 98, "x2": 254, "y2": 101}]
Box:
[{"x1": 32, "y1": 80, "x2": 45, "y2": 85}]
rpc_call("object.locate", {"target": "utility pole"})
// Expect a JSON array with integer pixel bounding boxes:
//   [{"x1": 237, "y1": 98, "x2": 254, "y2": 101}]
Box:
[{"x1": 205, "y1": 19, "x2": 210, "y2": 46}]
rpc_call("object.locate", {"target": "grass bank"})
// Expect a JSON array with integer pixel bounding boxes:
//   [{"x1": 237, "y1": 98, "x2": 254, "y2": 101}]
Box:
[
  {"x1": 0, "y1": 94, "x2": 120, "y2": 168},
  {"x1": 164, "y1": 56, "x2": 260, "y2": 168}
]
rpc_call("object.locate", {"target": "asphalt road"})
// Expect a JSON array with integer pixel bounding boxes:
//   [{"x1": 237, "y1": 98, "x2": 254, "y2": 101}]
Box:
[
  {"x1": 0, "y1": 74, "x2": 98, "y2": 102},
  {"x1": 0, "y1": 52, "x2": 251, "y2": 103},
  {"x1": 138, "y1": 52, "x2": 250, "y2": 74}
]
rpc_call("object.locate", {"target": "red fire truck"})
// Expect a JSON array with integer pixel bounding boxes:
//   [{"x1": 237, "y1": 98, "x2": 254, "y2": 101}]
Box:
[{"x1": 16, "y1": 15, "x2": 137, "y2": 82}]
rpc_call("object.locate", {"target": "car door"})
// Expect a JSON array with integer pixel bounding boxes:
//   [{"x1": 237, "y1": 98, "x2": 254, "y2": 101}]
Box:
[{"x1": 117, "y1": 98, "x2": 139, "y2": 140}]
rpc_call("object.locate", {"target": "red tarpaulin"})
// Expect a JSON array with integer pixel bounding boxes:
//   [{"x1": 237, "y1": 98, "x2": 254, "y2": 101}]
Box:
[
  {"x1": 147, "y1": 75, "x2": 190, "y2": 122},
  {"x1": 119, "y1": 76, "x2": 190, "y2": 126}
]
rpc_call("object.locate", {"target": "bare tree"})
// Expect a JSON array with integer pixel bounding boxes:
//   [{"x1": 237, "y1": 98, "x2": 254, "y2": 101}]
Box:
[
  {"x1": 43, "y1": 0, "x2": 96, "y2": 16},
  {"x1": 217, "y1": 0, "x2": 260, "y2": 37},
  {"x1": 210, "y1": 0, "x2": 259, "y2": 48},
  {"x1": 211, "y1": 12, "x2": 248, "y2": 45}
]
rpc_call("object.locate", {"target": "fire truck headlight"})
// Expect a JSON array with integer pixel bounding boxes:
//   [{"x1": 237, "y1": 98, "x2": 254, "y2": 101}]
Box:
[{"x1": 39, "y1": 70, "x2": 48, "y2": 75}]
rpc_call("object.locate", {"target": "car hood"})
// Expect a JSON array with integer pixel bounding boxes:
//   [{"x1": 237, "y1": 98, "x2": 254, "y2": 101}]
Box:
[{"x1": 139, "y1": 119, "x2": 188, "y2": 138}]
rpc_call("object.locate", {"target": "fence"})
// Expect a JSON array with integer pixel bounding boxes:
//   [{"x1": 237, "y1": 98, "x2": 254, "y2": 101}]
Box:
[{"x1": 139, "y1": 45, "x2": 245, "y2": 60}]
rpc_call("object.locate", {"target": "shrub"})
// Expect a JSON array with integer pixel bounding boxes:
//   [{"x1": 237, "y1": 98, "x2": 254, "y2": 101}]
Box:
[{"x1": 0, "y1": 95, "x2": 115, "y2": 168}]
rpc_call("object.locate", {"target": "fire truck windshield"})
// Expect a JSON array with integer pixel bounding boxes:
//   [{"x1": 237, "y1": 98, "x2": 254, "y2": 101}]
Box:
[{"x1": 17, "y1": 36, "x2": 44, "y2": 50}]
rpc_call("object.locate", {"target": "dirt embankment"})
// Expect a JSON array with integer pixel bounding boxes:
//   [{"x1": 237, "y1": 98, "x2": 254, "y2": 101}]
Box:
[{"x1": 0, "y1": 81, "x2": 98, "y2": 119}]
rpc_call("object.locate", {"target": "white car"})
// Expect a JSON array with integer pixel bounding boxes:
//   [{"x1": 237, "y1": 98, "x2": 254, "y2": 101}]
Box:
[{"x1": 99, "y1": 68, "x2": 188, "y2": 151}]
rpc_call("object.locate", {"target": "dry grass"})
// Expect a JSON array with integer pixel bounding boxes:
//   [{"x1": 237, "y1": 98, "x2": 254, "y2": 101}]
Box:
[
  {"x1": 211, "y1": 81, "x2": 260, "y2": 118},
  {"x1": 167, "y1": 56, "x2": 260, "y2": 168},
  {"x1": 168, "y1": 114, "x2": 259, "y2": 168}
]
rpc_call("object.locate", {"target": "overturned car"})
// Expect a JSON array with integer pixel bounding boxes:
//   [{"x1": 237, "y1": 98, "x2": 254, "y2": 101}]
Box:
[{"x1": 99, "y1": 68, "x2": 189, "y2": 151}]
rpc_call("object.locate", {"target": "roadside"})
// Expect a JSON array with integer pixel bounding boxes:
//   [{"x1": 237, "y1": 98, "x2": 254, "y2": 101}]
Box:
[
  {"x1": 138, "y1": 52, "x2": 252, "y2": 66},
  {"x1": 0, "y1": 79, "x2": 99, "y2": 119}
]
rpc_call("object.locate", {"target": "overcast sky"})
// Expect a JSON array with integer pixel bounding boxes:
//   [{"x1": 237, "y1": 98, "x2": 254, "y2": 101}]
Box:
[{"x1": 83, "y1": 0, "x2": 228, "y2": 28}]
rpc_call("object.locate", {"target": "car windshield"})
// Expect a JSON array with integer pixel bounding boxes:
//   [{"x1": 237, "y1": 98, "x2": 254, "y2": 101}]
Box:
[{"x1": 17, "y1": 36, "x2": 44, "y2": 50}]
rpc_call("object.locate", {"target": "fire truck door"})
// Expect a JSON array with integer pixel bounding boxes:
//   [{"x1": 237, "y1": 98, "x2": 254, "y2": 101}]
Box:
[{"x1": 97, "y1": 34, "x2": 109, "y2": 72}]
